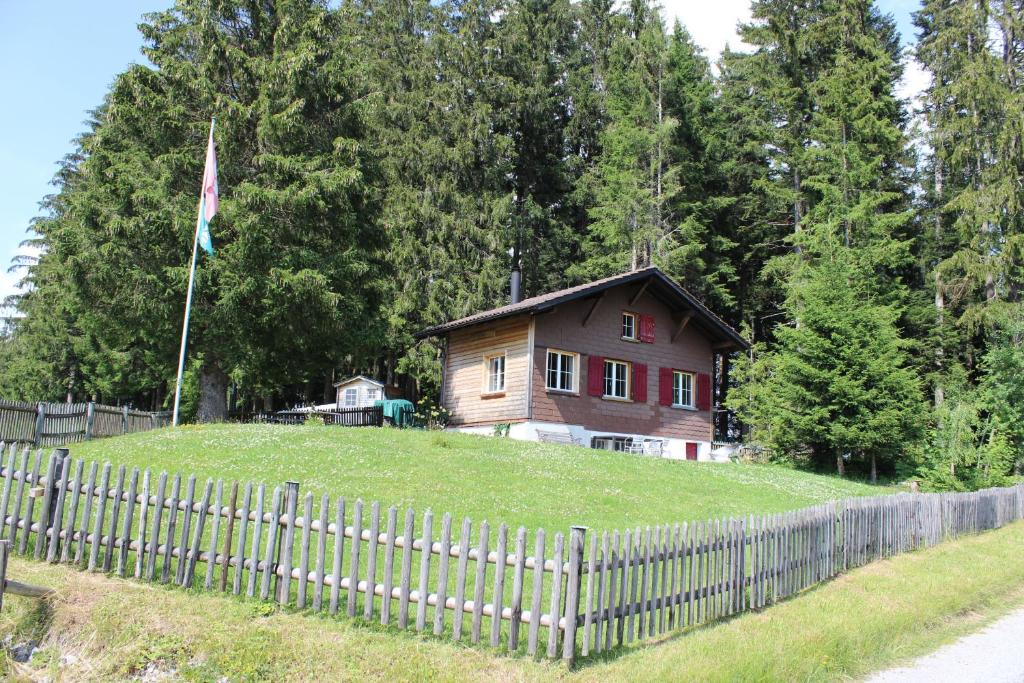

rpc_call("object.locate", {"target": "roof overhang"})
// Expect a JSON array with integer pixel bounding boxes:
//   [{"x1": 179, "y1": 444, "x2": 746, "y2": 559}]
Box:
[
  {"x1": 414, "y1": 268, "x2": 749, "y2": 349},
  {"x1": 333, "y1": 375, "x2": 385, "y2": 389}
]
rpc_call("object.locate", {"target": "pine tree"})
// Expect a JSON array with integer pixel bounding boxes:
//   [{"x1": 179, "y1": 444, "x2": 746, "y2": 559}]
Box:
[
  {"x1": 563, "y1": 0, "x2": 619, "y2": 275},
  {"x1": 661, "y1": 23, "x2": 734, "y2": 307},
  {"x1": 710, "y1": 46, "x2": 785, "y2": 338},
  {"x1": 916, "y1": 0, "x2": 1024, "y2": 371},
  {"x1": 495, "y1": 0, "x2": 577, "y2": 297},
  {"x1": 6, "y1": 0, "x2": 384, "y2": 417},
  {"x1": 729, "y1": 241, "x2": 925, "y2": 479},
  {"x1": 575, "y1": 0, "x2": 678, "y2": 277},
  {"x1": 729, "y1": 0, "x2": 924, "y2": 476},
  {"x1": 914, "y1": 0, "x2": 1024, "y2": 485}
]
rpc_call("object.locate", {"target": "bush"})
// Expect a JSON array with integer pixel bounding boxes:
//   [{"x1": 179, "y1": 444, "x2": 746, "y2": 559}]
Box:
[{"x1": 414, "y1": 397, "x2": 450, "y2": 430}]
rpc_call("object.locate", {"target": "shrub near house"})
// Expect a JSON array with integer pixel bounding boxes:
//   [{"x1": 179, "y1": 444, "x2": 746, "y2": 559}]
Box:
[{"x1": 416, "y1": 267, "x2": 748, "y2": 460}]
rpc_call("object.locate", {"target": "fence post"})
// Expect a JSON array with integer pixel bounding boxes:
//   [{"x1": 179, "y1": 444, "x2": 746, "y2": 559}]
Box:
[
  {"x1": 0, "y1": 540, "x2": 8, "y2": 612},
  {"x1": 219, "y1": 481, "x2": 239, "y2": 592},
  {"x1": 34, "y1": 450, "x2": 65, "y2": 560},
  {"x1": 277, "y1": 481, "x2": 300, "y2": 604},
  {"x1": 33, "y1": 402, "x2": 46, "y2": 447},
  {"x1": 84, "y1": 402, "x2": 95, "y2": 440},
  {"x1": 562, "y1": 525, "x2": 587, "y2": 664}
]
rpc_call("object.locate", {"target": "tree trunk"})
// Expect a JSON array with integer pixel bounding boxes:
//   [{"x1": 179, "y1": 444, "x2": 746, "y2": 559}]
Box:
[
  {"x1": 717, "y1": 354, "x2": 731, "y2": 440},
  {"x1": 196, "y1": 358, "x2": 229, "y2": 423},
  {"x1": 870, "y1": 454, "x2": 877, "y2": 484},
  {"x1": 836, "y1": 451, "x2": 845, "y2": 477},
  {"x1": 934, "y1": 272, "x2": 945, "y2": 407},
  {"x1": 323, "y1": 373, "x2": 334, "y2": 404},
  {"x1": 934, "y1": 160, "x2": 945, "y2": 408},
  {"x1": 793, "y1": 168, "x2": 802, "y2": 255}
]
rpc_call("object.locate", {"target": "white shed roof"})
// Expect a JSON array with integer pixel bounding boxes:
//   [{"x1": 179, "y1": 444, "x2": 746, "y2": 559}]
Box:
[{"x1": 332, "y1": 375, "x2": 385, "y2": 389}]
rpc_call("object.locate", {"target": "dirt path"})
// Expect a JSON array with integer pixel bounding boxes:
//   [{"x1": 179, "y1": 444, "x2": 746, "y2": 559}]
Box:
[{"x1": 864, "y1": 605, "x2": 1024, "y2": 683}]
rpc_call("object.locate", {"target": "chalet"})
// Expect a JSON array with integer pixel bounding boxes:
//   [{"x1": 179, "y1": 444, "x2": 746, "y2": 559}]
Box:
[{"x1": 415, "y1": 267, "x2": 749, "y2": 461}]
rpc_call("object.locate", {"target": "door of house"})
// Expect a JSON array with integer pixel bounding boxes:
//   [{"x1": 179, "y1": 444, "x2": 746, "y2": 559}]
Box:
[{"x1": 685, "y1": 442, "x2": 698, "y2": 461}]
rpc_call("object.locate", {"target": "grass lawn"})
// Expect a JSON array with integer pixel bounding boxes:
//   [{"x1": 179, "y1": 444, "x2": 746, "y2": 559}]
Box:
[
  {"x1": 2, "y1": 520, "x2": 1022, "y2": 682},
  {"x1": 65, "y1": 423, "x2": 895, "y2": 533}
]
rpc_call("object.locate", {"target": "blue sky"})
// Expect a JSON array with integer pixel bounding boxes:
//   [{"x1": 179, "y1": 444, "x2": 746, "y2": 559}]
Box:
[{"x1": 0, "y1": 0, "x2": 922, "y2": 308}]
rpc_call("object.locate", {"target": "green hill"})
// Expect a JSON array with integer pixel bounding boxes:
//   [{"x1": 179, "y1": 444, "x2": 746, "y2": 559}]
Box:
[{"x1": 66, "y1": 424, "x2": 894, "y2": 533}]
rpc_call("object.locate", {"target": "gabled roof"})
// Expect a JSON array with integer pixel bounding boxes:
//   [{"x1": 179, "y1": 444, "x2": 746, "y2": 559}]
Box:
[
  {"x1": 333, "y1": 374, "x2": 385, "y2": 389},
  {"x1": 414, "y1": 267, "x2": 749, "y2": 348}
]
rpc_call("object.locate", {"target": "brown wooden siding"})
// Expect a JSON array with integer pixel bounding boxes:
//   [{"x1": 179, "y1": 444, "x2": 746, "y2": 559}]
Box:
[
  {"x1": 443, "y1": 315, "x2": 530, "y2": 426},
  {"x1": 531, "y1": 285, "x2": 713, "y2": 441}
]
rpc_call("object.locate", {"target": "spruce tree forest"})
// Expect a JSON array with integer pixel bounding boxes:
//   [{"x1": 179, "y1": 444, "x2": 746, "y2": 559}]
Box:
[{"x1": 1, "y1": 0, "x2": 1022, "y2": 490}]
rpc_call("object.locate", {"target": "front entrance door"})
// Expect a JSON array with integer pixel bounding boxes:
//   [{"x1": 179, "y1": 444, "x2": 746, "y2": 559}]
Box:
[{"x1": 685, "y1": 442, "x2": 698, "y2": 461}]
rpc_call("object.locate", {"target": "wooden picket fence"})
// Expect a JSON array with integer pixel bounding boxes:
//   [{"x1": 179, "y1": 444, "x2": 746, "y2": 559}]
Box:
[
  {"x1": 0, "y1": 400, "x2": 170, "y2": 447},
  {"x1": 0, "y1": 442, "x2": 1021, "y2": 663},
  {"x1": 232, "y1": 406, "x2": 385, "y2": 427}
]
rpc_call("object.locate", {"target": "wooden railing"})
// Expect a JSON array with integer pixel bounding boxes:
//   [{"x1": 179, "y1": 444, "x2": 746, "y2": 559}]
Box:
[
  {"x1": 232, "y1": 406, "x2": 386, "y2": 428},
  {"x1": 0, "y1": 400, "x2": 169, "y2": 447},
  {"x1": 0, "y1": 442, "x2": 1021, "y2": 662}
]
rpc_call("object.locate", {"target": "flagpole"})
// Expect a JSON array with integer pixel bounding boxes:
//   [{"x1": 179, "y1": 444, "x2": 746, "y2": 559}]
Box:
[
  {"x1": 172, "y1": 205, "x2": 203, "y2": 427},
  {"x1": 172, "y1": 118, "x2": 215, "y2": 427}
]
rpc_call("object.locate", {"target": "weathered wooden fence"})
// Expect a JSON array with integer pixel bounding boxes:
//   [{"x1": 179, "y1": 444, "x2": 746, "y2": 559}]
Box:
[
  {"x1": 0, "y1": 442, "x2": 1021, "y2": 663},
  {"x1": 233, "y1": 406, "x2": 385, "y2": 428},
  {"x1": 0, "y1": 400, "x2": 170, "y2": 447},
  {"x1": 0, "y1": 539, "x2": 53, "y2": 611}
]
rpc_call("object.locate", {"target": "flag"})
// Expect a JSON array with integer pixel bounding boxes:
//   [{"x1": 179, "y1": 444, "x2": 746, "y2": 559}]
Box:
[{"x1": 197, "y1": 119, "x2": 219, "y2": 255}]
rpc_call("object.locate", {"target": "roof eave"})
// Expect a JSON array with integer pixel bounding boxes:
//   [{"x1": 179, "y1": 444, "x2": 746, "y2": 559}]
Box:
[{"x1": 414, "y1": 268, "x2": 749, "y2": 349}]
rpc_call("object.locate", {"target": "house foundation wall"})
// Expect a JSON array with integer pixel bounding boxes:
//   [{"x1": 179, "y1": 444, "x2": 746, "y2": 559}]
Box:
[{"x1": 448, "y1": 420, "x2": 721, "y2": 462}]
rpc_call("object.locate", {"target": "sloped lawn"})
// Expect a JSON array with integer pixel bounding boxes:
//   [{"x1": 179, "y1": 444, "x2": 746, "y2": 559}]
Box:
[{"x1": 66, "y1": 423, "x2": 894, "y2": 533}]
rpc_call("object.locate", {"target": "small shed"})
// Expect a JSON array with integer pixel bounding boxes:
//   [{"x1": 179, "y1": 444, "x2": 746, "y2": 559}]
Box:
[{"x1": 333, "y1": 375, "x2": 401, "y2": 410}]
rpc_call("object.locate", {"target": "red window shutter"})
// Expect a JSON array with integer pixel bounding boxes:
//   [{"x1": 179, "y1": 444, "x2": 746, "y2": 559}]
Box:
[
  {"x1": 633, "y1": 363, "x2": 647, "y2": 403},
  {"x1": 639, "y1": 314, "x2": 655, "y2": 343},
  {"x1": 587, "y1": 355, "x2": 605, "y2": 396},
  {"x1": 658, "y1": 367, "x2": 673, "y2": 406},
  {"x1": 696, "y1": 372, "x2": 712, "y2": 411}
]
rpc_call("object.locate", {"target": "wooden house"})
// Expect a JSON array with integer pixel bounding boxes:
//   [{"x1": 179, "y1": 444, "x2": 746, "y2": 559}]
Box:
[{"x1": 415, "y1": 267, "x2": 748, "y2": 460}]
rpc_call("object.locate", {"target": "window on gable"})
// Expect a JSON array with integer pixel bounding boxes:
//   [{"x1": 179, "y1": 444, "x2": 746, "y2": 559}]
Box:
[
  {"x1": 673, "y1": 371, "x2": 694, "y2": 408},
  {"x1": 603, "y1": 359, "x2": 630, "y2": 399},
  {"x1": 484, "y1": 353, "x2": 506, "y2": 394},
  {"x1": 621, "y1": 312, "x2": 636, "y2": 340},
  {"x1": 546, "y1": 349, "x2": 578, "y2": 393},
  {"x1": 344, "y1": 388, "x2": 358, "y2": 407}
]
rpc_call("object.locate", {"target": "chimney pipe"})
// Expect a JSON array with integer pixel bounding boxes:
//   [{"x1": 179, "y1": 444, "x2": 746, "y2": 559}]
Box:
[{"x1": 510, "y1": 264, "x2": 522, "y2": 304}]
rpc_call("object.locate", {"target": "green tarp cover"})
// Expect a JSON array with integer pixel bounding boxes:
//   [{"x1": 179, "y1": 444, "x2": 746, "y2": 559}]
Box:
[{"x1": 374, "y1": 399, "x2": 415, "y2": 427}]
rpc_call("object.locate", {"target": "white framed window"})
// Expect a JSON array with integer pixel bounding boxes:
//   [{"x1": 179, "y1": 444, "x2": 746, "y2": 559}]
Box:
[
  {"x1": 366, "y1": 388, "x2": 380, "y2": 402},
  {"x1": 603, "y1": 359, "x2": 630, "y2": 399},
  {"x1": 344, "y1": 388, "x2": 358, "y2": 407},
  {"x1": 621, "y1": 312, "x2": 637, "y2": 340},
  {"x1": 545, "y1": 349, "x2": 578, "y2": 393},
  {"x1": 673, "y1": 371, "x2": 694, "y2": 408},
  {"x1": 483, "y1": 353, "x2": 506, "y2": 394}
]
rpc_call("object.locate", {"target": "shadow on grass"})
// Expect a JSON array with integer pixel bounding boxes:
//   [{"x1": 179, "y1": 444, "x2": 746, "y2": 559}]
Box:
[{"x1": 564, "y1": 578, "x2": 836, "y2": 672}]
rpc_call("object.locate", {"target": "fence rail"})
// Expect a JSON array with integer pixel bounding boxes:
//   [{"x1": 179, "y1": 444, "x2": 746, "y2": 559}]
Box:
[
  {"x1": 0, "y1": 441, "x2": 1021, "y2": 662},
  {"x1": 0, "y1": 400, "x2": 169, "y2": 447},
  {"x1": 232, "y1": 406, "x2": 385, "y2": 428}
]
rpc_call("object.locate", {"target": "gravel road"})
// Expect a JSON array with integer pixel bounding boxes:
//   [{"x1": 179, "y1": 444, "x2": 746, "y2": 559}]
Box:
[{"x1": 864, "y1": 605, "x2": 1024, "y2": 683}]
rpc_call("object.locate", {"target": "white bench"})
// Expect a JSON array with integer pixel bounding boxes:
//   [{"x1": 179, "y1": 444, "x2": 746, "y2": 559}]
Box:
[{"x1": 536, "y1": 430, "x2": 583, "y2": 447}]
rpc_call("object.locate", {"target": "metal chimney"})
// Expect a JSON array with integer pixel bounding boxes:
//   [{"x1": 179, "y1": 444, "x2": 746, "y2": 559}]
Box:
[{"x1": 510, "y1": 264, "x2": 522, "y2": 304}]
